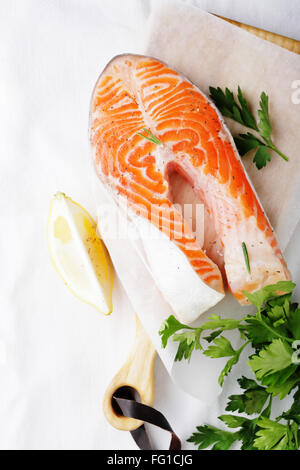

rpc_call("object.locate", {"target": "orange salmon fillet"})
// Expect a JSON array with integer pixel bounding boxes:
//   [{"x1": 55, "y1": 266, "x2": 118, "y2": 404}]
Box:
[{"x1": 89, "y1": 54, "x2": 290, "y2": 313}]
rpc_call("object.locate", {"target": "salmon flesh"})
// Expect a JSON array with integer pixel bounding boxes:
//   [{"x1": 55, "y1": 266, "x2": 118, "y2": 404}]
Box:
[{"x1": 89, "y1": 54, "x2": 290, "y2": 323}]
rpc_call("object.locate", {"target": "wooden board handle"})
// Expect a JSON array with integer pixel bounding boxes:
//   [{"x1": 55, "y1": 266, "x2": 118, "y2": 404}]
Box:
[{"x1": 103, "y1": 316, "x2": 157, "y2": 431}]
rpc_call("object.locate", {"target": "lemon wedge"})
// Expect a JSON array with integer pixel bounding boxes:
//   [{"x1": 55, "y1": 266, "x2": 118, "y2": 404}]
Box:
[{"x1": 47, "y1": 192, "x2": 113, "y2": 315}]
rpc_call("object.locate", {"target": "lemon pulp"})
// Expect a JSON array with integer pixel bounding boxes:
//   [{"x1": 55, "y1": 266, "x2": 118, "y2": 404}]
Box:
[{"x1": 47, "y1": 192, "x2": 113, "y2": 315}]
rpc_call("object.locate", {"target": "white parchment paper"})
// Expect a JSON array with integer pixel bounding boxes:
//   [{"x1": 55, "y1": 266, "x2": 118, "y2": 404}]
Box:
[{"x1": 93, "y1": 3, "x2": 300, "y2": 401}]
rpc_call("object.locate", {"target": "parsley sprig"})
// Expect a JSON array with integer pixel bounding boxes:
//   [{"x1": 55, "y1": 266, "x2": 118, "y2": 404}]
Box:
[
  {"x1": 209, "y1": 87, "x2": 289, "y2": 169},
  {"x1": 188, "y1": 401, "x2": 299, "y2": 450},
  {"x1": 159, "y1": 280, "x2": 300, "y2": 450}
]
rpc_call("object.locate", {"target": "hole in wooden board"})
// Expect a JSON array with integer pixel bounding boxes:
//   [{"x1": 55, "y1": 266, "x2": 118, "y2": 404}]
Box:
[{"x1": 111, "y1": 386, "x2": 141, "y2": 417}]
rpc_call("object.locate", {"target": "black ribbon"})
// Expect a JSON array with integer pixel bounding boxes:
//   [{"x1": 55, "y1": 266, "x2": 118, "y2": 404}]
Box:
[{"x1": 112, "y1": 388, "x2": 181, "y2": 450}]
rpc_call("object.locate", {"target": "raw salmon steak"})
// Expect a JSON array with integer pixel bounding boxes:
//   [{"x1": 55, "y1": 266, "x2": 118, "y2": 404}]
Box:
[{"x1": 89, "y1": 54, "x2": 290, "y2": 323}]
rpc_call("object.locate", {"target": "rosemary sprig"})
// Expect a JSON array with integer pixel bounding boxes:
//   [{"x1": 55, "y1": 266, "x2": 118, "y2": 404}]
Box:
[
  {"x1": 242, "y1": 242, "x2": 251, "y2": 274},
  {"x1": 136, "y1": 127, "x2": 162, "y2": 145}
]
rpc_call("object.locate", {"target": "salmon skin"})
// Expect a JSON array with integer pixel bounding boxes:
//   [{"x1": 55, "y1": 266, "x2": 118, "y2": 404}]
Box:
[{"x1": 90, "y1": 54, "x2": 290, "y2": 323}]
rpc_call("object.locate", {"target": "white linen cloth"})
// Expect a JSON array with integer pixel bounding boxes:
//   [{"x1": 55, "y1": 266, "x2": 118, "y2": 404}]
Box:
[{"x1": 1, "y1": 0, "x2": 300, "y2": 450}]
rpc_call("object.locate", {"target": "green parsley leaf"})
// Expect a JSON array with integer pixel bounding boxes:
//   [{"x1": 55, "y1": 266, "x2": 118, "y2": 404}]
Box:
[
  {"x1": 248, "y1": 338, "x2": 294, "y2": 380},
  {"x1": 200, "y1": 314, "x2": 242, "y2": 332},
  {"x1": 203, "y1": 329, "x2": 223, "y2": 343},
  {"x1": 173, "y1": 329, "x2": 201, "y2": 361},
  {"x1": 226, "y1": 377, "x2": 269, "y2": 415},
  {"x1": 288, "y1": 309, "x2": 300, "y2": 340},
  {"x1": 218, "y1": 342, "x2": 250, "y2": 386},
  {"x1": 243, "y1": 315, "x2": 288, "y2": 345},
  {"x1": 187, "y1": 424, "x2": 239, "y2": 450},
  {"x1": 238, "y1": 419, "x2": 260, "y2": 450},
  {"x1": 242, "y1": 281, "x2": 295, "y2": 311},
  {"x1": 238, "y1": 376, "x2": 260, "y2": 390},
  {"x1": 209, "y1": 86, "x2": 258, "y2": 130},
  {"x1": 237, "y1": 86, "x2": 259, "y2": 130},
  {"x1": 227, "y1": 390, "x2": 269, "y2": 416},
  {"x1": 262, "y1": 365, "x2": 299, "y2": 399},
  {"x1": 280, "y1": 388, "x2": 300, "y2": 424},
  {"x1": 203, "y1": 336, "x2": 235, "y2": 358},
  {"x1": 159, "y1": 315, "x2": 191, "y2": 348},
  {"x1": 268, "y1": 297, "x2": 291, "y2": 328},
  {"x1": 234, "y1": 133, "x2": 262, "y2": 156},
  {"x1": 253, "y1": 146, "x2": 272, "y2": 170},
  {"x1": 220, "y1": 416, "x2": 262, "y2": 449},
  {"x1": 219, "y1": 414, "x2": 249, "y2": 428},
  {"x1": 219, "y1": 356, "x2": 240, "y2": 387},
  {"x1": 204, "y1": 338, "x2": 250, "y2": 386},
  {"x1": 257, "y1": 92, "x2": 273, "y2": 143},
  {"x1": 234, "y1": 133, "x2": 272, "y2": 169},
  {"x1": 189, "y1": 415, "x2": 260, "y2": 451},
  {"x1": 254, "y1": 417, "x2": 296, "y2": 450},
  {"x1": 159, "y1": 314, "x2": 242, "y2": 363}
]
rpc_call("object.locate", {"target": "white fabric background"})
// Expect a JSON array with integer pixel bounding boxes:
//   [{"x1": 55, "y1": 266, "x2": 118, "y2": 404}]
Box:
[{"x1": 0, "y1": 0, "x2": 300, "y2": 450}]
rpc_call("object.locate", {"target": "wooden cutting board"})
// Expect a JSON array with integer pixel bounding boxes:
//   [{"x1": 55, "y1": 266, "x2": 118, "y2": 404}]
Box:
[
  {"x1": 220, "y1": 16, "x2": 300, "y2": 54},
  {"x1": 102, "y1": 17, "x2": 300, "y2": 433}
]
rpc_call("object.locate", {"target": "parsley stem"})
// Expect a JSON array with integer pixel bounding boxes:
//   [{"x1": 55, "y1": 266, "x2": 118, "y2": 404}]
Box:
[
  {"x1": 268, "y1": 144, "x2": 289, "y2": 162},
  {"x1": 233, "y1": 340, "x2": 251, "y2": 363},
  {"x1": 237, "y1": 340, "x2": 251, "y2": 354}
]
